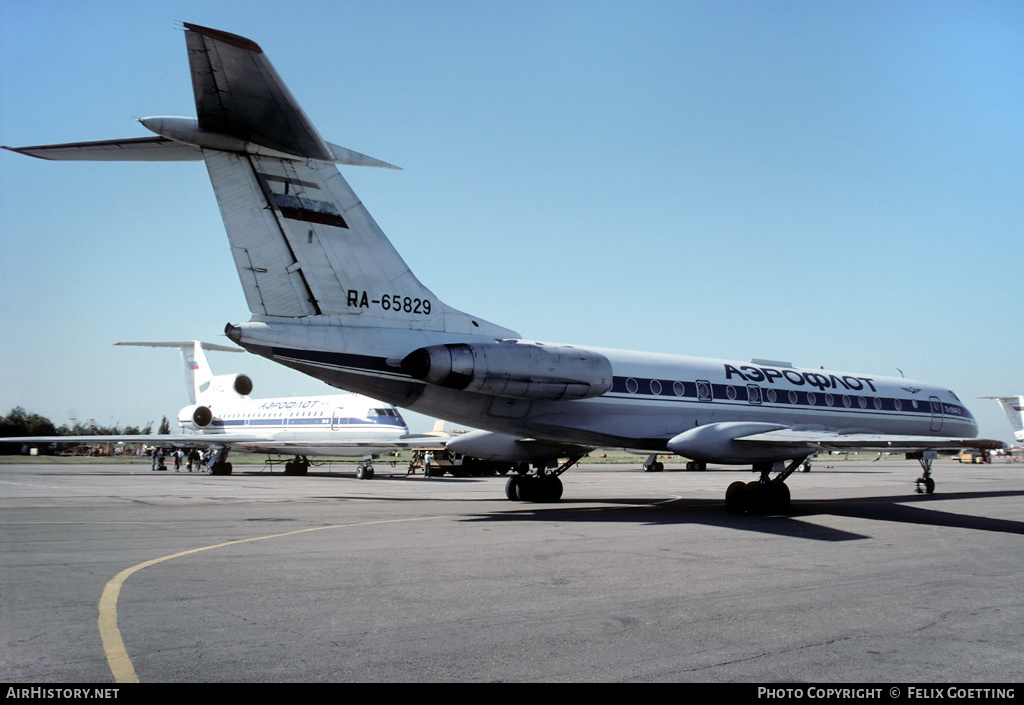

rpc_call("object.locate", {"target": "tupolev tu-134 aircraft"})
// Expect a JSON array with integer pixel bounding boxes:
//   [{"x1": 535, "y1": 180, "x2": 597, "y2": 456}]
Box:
[
  {"x1": 4, "y1": 341, "x2": 434, "y2": 477},
  {"x1": 4, "y1": 23, "x2": 1004, "y2": 511}
]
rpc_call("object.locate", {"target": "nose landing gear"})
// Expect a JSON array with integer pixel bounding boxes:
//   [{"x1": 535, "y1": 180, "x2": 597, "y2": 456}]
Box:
[{"x1": 912, "y1": 450, "x2": 938, "y2": 494}]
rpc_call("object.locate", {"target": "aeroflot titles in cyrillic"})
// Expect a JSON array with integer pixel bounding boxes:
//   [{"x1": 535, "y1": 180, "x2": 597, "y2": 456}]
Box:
[
  {"x1": 724, "y1": 364, "x2": 878, "y2": 392},
  {"x1": 256, "y1": 400, "x2": 331, "y2": 410}
]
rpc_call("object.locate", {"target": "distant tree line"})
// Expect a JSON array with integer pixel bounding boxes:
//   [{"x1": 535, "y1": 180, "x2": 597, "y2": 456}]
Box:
[{"x1": 1, "y1": 407, "x2": 171, "y2": 453}]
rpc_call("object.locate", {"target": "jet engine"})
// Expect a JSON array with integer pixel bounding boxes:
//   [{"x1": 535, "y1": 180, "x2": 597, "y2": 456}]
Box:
[
  {"x1": 178, "y1": 404, "x2": 214, "y2": 430},
  {"x1": 207, "y1": 373, "x2": 254, "y2": 397},
  {"x1": 400, "y1": 342, "x2": 613, "y2": 401}
]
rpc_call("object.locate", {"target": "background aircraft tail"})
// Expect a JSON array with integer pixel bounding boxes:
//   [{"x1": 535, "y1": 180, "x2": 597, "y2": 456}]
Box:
[
  {"x1": 114, "y1": 341, "x2": 247, "y2": 404},
  {"x1": 980, "y1": 396, "x2": 1024, "y2": 443}
]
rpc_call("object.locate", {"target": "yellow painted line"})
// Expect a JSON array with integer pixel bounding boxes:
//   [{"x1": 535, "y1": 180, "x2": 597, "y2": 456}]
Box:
[{"x1": 98, "y1": 515, "x2": 455, "y2": 683}]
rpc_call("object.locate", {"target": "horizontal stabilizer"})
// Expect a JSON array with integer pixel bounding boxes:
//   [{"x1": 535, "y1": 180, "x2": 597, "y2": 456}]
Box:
[
  {"x1": 114, "y1": 341, "x2": 242, "y2": 353},
  {"x1": 2, "y1": 136, "x2": 203, "y2": 161},
  {"x1": 326, "y1": 142, "x2": 402, "y2": 170}
]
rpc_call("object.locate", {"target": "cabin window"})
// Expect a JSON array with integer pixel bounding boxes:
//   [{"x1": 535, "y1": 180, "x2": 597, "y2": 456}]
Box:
[{"x1": 697, "y1": 381, "x2": 713, "y2": 401}]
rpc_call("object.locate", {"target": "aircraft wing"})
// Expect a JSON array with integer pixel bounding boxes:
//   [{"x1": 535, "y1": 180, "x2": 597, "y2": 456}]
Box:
[
  {"x1": 2, "y1": 137, "x2": 203, "y2": 161},
  {"x1": 2, "y1": 433, "x2": 448, "y2": 452},
  {"x1": 2, "y1": 434, "x2": 259, "y2": 448},
  {"x1": 664, "y1": 421, "x2": 1006, "y2": 464},
  {"x1": 732, "y1": 428, "x2": 1006, "y2": 453}
]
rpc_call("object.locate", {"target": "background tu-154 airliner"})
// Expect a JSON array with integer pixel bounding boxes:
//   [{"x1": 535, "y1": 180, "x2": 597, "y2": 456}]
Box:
[
  {"x1": 4, "y1": 23, "x2": 1004, "y2": 512},
  {"x1": 4, "y1": 340, "x2": 438, "y2": 478}
]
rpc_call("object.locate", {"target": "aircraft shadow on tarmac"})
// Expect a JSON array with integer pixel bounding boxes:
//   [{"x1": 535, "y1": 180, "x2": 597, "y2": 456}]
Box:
[{"x1": 460, "y1": 489, "x2": 1024, "y2": 542}]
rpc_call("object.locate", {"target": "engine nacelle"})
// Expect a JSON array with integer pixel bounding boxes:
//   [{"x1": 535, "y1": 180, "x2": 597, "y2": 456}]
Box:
[
  {"x1": 178, "y1": 404, "x2": 214, "y2": 430},
  {"x1": 400, "y1": 342, "x2": 612, "y2": 401},
  {"x1": 447, "y1": 430, "x2": 595, "y2": 462},
  {"x1": 207, "y1": 373, "x2": 254, "y2": 398},
  {"x1": 666, "y1": 422, "x2": 798, "y2": 464}
]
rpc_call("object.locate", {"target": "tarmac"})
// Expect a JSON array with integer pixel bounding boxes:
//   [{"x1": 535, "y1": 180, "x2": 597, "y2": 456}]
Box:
[{"x1": 1, "y1": 457, "x2": 1022, "y2": 683}]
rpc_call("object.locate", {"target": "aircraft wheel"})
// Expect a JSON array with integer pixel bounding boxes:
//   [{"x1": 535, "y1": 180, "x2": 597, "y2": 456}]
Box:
[
  {"x1": 770, "y1": 481, "x2": 790, "y2": 511},
  {"x1": 923, "y1": 477, "x2": 934, "y2": 494},
  {"x1": 505, "y1": 475, "x2": 521, "y2": 500},
  {"x1": 743, "y1": 481, "x2": 765, "y2": 513},
  {"x1": 516, "y1": 475, "x2": 539, "y2": 502},
  {"x1": 725, "y1": 481, "x2": 748, "y2": 513},
  {"x1": 537, "y1": 475, "x2": 563, "y2": 502},
  {"x1": 356, "y1": 464, "x2": 374, "y2": 480}
]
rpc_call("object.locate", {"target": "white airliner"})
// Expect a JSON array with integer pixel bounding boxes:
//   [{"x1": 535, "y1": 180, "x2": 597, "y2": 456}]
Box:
[
  {"x1": 979, "y1": 396, "x2": 1024, "y2": 444},
  {"x1": 4, "y1": 23, "x2": 1004, "y2": 511},
  {"x1": 5, "y1": 340, "x2": 436, "y2": 477}
]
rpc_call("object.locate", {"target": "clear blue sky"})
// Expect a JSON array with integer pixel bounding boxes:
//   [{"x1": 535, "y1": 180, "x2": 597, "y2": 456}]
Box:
[{"x1": 1, "y1": 0, "x2": 1021, "y2": 442}]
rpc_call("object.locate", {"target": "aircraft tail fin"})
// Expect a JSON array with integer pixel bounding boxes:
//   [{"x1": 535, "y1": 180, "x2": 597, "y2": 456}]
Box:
[
  {"x1": 114, "y1": 341, "x2": 243, "y2": 404},
  {"x1": 979, "y1": 396, "x2": 1024, "y2": 443},
  {"x1": 8, "y1": 23, "x2": 518, "y2": 339},
  {"x1": 201, "y1": 151, "x2": 515, "y2": 337},
  {"x1": 182, "y1": 23, "x2": 517, "y2": 336}
]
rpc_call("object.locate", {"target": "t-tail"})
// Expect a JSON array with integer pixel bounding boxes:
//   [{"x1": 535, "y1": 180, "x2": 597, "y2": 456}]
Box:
[
  {"x1": 980, "y1": 396, "x2": 1024, "y2": 443},
  {"x1": 113, "y1": 341, "x2": 250, "y2": 405},
  {"x1": 6, "y1": 23, "x2": 517, "y2": 341}
]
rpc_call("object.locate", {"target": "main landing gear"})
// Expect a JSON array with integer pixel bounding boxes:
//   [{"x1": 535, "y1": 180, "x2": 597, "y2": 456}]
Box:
[
  {"x1": 209, "y1": 448, "x2": 233, "y2": 475},
  {"x1": 505, "y1": 456, "x2": 582, "y2": 503},
  {"x1": 725, "y1": 458, "x2": 808, "y2": 514},
  {"x1": 284, "y1": 456, "x2": 311, "y2": 474}
]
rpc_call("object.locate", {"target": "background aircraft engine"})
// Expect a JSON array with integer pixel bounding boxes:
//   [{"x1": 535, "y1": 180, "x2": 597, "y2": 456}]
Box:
[
  {"x1": 400, "y1": 342, "x2": 613, "y2": 401},
  {"x1": 207, "y1": 373, "x2": 253, "y2": 397},
  {"x1": 178, "y1": 404, "x2": 214, "y2": 430},
  {"x1": 231, "y1": 374, "x2": 253, "y2": 396}
]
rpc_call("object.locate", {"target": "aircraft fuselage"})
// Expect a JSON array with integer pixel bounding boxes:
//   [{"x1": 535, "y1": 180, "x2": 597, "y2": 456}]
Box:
[{"x1": 226, "y1": 319, "x2": 978, "y2": 460}]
